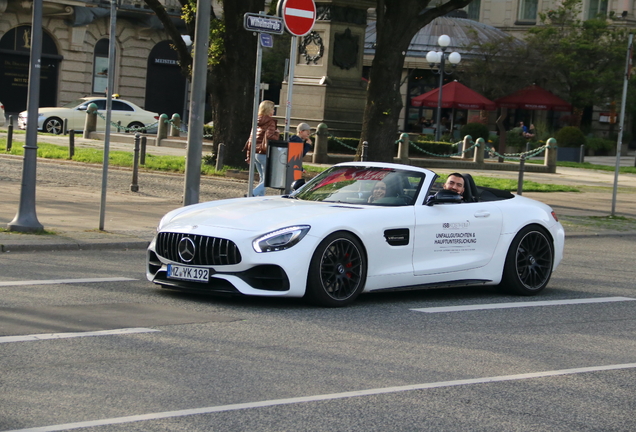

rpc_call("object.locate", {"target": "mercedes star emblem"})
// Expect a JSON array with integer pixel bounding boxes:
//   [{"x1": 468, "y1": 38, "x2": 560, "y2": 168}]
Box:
[{"x1": 178, "y1": 237, "x2": 196, "y2": 263}]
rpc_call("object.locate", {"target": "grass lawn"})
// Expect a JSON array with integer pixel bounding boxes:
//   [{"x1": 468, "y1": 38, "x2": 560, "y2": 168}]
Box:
[{"x1": 0, "y1": 137, "x2": 579, "y2": 192}]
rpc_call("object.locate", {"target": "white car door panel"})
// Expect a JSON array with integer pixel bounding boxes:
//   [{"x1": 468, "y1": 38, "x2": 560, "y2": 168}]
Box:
[{"x1": 413, "y1": 202, "x2": 503, "y2": 276}]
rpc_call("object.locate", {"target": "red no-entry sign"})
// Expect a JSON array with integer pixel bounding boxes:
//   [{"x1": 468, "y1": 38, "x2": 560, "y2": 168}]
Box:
[{"x1": 281, "y1": 0, "x2": 316, "y2": 37}]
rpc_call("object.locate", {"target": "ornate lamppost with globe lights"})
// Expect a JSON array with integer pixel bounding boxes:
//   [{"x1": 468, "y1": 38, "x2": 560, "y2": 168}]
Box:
[{"x1": 426, "y1": 35, "x2": 461, "y2": 141}]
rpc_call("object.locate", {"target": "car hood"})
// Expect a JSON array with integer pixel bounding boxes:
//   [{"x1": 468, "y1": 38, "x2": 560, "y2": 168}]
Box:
[{"x1": 160, "y1": 197, "x2": 365, "y2": 233}]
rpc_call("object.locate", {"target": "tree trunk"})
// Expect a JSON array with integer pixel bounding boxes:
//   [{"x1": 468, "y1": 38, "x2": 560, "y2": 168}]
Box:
[
  {"x1": 360, "y1": 46, "x2": 407, "y2": 162},
  {"x1": 360, "y1": 0, "x2": 472, "y2": 162},
  {"x1": 210, "y1": 0, "x2": 265, "y2": 168}
]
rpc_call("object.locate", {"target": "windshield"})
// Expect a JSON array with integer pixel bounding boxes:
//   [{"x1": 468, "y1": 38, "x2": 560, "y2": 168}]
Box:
[{"x1": 292, "y1": 166, "x2": 425, "y2": 206}]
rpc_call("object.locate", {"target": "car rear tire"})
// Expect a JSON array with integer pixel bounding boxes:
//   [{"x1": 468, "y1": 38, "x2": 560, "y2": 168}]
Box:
[
  {"x1": 305, "y1": 232, "x2": 367, "y2": 307},
  {"x1": 127, "y1": 121, "x2": 145, "y2": 133},
  {"x1": 43, "y1": 117, "x2": 63, "y2": 135},
  {"x1": 499, "y1": 225, "x2": 554, "y2": 296}
]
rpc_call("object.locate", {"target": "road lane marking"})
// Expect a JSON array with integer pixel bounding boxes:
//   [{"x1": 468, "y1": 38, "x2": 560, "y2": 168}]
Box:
[
  {"x1": 0, "y1": 328, "x2": 160, "y2": 344},
  {"x1": 411, "y1": 296, "x2": 636, "y2": 313},
  {"x1": 0, "y1": 277, "x2": 137, "y2": 287},
  {"x1": 6, "y1": 362, "x2": 636, "y2": 432}
]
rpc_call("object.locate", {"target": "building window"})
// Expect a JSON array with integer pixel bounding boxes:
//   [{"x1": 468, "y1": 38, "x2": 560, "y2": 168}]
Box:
[
  {"x1": 92, "y1": 39, "x2": 114, "y2": 94},
  {"x1": 467, "y1": 0, "x2": 481, "y2": 20},
  {"x1": 518, "y1": 0, "x2": 538, "y2": 22},
  {"x1": 587, "y1": 0, "x2": 608, "y2": 19}
]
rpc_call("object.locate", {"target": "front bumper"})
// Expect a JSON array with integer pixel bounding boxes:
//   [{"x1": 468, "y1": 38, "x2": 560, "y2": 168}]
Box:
[{"x1": 146, "y1": 230, "x2": 316, "y2": 298}]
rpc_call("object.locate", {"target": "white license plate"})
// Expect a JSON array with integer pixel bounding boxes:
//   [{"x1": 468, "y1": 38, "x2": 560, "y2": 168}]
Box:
[{"x1": 167, "y1": 264, "x2": 209, "y2": 282}]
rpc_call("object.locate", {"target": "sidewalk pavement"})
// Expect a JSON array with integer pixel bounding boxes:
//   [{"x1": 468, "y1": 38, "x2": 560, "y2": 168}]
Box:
[{"x1": 2, "y1": 131, "x2": 636, "y2": 253}]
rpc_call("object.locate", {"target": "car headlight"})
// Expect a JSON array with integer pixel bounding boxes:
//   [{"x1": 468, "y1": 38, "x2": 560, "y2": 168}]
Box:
[{"x1": 253, "y1": 225, "x2": 310, "y2": 253}]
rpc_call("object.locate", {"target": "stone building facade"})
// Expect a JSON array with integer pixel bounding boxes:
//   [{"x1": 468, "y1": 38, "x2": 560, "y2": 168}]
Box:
[{"x1": 0, "y1": 0, "x2": 186, "y2": 117}]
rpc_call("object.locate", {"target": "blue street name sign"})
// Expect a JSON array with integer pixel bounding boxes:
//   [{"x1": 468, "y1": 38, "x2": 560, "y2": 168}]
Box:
[
  {"x1": 260, "y1": 33, "x2": 274, "y2": 48},
  {"x1": 244, "y1": 13, "x2": 284, "y2": 35}
]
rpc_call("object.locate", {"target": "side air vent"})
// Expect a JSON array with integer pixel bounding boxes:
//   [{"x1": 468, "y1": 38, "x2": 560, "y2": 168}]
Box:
[{"x1": 384, "y1": 228, "x2": 410, "y2": 246}]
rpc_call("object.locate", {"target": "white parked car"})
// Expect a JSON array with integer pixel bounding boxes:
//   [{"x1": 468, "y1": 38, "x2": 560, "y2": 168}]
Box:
[
  {"x1": 147, "y1": 162, "x2": 565, "y2": 307},
  {"x1": 17, "y1": 97, "x2": 159, "y2": 134},
  {"x1": 0, "y1": 101, "x2": 5, "y2": 126}
]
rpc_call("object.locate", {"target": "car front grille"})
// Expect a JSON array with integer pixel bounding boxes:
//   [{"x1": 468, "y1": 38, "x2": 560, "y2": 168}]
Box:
[{"x1": 156, "y1": 232, "x2": 242, "y2": 266}]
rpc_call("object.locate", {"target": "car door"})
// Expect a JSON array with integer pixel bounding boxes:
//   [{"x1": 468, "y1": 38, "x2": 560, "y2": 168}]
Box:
[
  {"x1": 412, "y1": 201, "x2": 503, "y2": 276},
  {"x1": 110, "y1": 100, "x2": 135, "y2": 130},
  {"x1": 69, "y1": 100, "x2": 99, "y2": 131}
]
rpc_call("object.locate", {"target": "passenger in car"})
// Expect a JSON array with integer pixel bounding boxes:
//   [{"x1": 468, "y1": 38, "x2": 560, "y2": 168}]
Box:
[{"x1": 368, "y1": 180, "x2": 387, "y2": 203}]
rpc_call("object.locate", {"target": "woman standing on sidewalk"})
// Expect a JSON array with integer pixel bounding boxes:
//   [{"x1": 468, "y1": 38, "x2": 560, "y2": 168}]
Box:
[{"x1": 243, "y1": 100, "x2": 280, "y2": 196}]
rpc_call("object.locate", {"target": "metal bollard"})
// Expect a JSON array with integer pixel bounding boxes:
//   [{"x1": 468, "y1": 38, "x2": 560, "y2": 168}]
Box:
[
  {"x1": 517, "y1": 154, "x2": 526, "y2": 196},
  {"x1": 6, "y1": 115, "x2": 13, "y2": 151},
  {"x1": 579, "y1": 144, "x2": 585, "y2": 163},
  {"x1": 117, "y1": 121, "x2": 121, "y2": 133},
  {"x1": 140, "y1": 136, "x2": 147, "y2": 165},
  {"x1": 215, "y1": 142, "x2": 225, "y2": 171},
  {"x1": 361, "y1": 141, "x2": 369, "y2": 161},
  {"x1": 69, "y1": 130, "x2": 75, "y2": 159},
  {"x1": 131, "y1": 133, "x2": 140, "y2": 192},
  {"x1": 398, "y1": 133, "x2": 409, "y2": 164},
  {"x1": 63, "y1": 118, "x2": 68, "y2": 135}
]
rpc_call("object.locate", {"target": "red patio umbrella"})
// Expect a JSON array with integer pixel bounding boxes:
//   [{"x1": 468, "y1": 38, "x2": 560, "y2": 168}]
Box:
[
  {"x1": 494, "y1": 85, "x2": 572, "y2": 111},
  {"x1": 411, "y1": 80, "x2": 497, "y2": 110}
]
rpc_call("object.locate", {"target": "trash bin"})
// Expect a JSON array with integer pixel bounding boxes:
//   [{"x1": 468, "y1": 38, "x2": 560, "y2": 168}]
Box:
[{"x1": 265, "y1": 140, "x2": 304, "y2": 193}]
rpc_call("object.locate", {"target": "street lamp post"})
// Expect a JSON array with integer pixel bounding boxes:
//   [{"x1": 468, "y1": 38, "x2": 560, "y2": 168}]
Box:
[{"x1": 427, "y1": 35, "x2": 461, "y2": 142}]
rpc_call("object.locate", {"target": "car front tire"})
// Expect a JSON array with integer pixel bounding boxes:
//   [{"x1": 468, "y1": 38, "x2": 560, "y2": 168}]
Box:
[
  {"x1": 305, "y1": 232, "x2": 367, "y2": 307},
  {"x1": 500, "y1": 225, "x2": 554, "y2": 296},
  {"x1": 43, "y1": 117, "x2": 63, "y2": 134}
]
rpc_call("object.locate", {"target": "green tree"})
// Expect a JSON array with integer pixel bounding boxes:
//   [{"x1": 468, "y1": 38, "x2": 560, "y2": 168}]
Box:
[
  {"x1": 145, "y1": 0, "x2": 266, "y2": 167},
  {"x1": 460, "y1": 32, "x2": 537, "y2": 101},
  {"x1": 523, "y1": 0, "x2": 629, "y2": 123},
  {"x1": 361, "y1": 0, "x2": 472, "y2": 162}
]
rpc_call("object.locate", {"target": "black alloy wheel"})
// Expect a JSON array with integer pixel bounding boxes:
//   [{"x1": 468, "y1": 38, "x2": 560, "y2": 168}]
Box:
[
  {"x1": 306, "y1": 232, "x2": 367, "y2": 307},
  {"x1": 500, "y1": 225, "x2": 554, "y2": 295}
]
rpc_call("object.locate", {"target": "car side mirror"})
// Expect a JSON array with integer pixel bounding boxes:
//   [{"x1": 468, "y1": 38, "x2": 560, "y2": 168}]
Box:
[
  {"x1": 426, "y1": 189, "x2": 462, "y2": 206},
  {"x1": 291, "y1": 179, "x2": 306, "y2": 191},
  {"x1": 78, "y1": 106, "x2": 87, "y2": 111}
]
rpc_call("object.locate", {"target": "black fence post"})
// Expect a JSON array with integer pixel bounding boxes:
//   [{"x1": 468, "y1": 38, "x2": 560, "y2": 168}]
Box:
[
  {"x1": 6, "y1": 115, "x2": 13, "y2": 151},
  {"x1": 131, "y1": 133, "x2": 140, "y2": 192},
  {"x1": 68, "y1": 130, "x2": 75, "y2": 159},
  {"x1": 117, "y1": 121, "x2": 121, "y2": 133},
  {"x1": 63, "y1": 118, "x2": 68, "y2": 135},
  {"x1": 517, "y1": 154, "x2": 526, "y2": 196},
  {"x1": 140, "y1": 136, "x2": 147, "y2": 165},
  {"x1": 361, "y1": 141, "x2": 369, "y2": 161}
]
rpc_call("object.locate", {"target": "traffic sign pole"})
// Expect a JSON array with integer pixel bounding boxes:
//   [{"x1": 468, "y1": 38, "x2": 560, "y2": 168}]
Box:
[
  {"x1": 279, "y1": 0, "x2": 315, "y2": 140},
  {"x1": 247, "y1": 22, "x2": 266, "y2": 197},
  {"x1": 243, "y1": 11, "x2": 283, "y2": 197},
  {"x1": 284, "y1": 36, "x2": 297, "y2": 140}
]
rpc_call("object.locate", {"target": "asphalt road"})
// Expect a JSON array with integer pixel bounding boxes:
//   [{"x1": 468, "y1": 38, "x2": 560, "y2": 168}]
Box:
[{"x1": 1, "y1": 236, "x2": 636, "y2": 431}]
